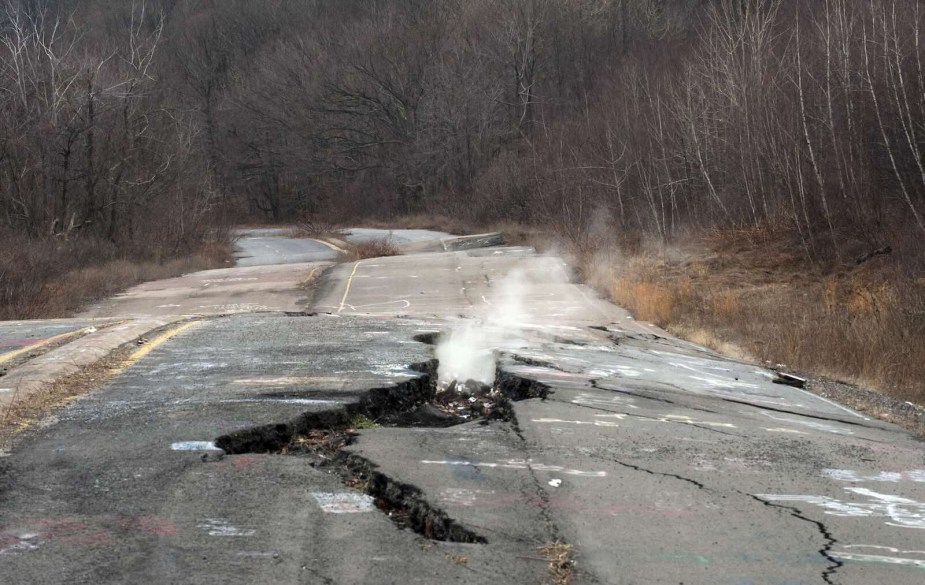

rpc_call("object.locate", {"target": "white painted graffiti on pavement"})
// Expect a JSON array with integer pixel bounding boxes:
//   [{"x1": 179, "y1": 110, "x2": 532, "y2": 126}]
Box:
[
  {"x1": 0, "y1": 533, "x2": 40, "y2": 555},
  {"x1": 421, "y1": 459, "x2": 607, "y2": 477},
  {"x1": 439, "y1": 488, "x2": 497, "y2": 507},
  {"x1": 823, "y1": 469, "x2": 925, "y2": 483},
  {"x1": 571, "y1": 392, "x2": 638, "y2": 410},
  {"x1": 832, "y1": 545, "x2": 925, "y2": 568},
  {"x1": 760, "y1": 411, "x2": 854, "y2": 435},
  {"x1": 197, "y1": 518, "x2": 256, "y2": 537},
  {"x1": 311, "y1": 492, "x2": 376, "y2": 514},
  {"x1": 532, "y1": 417, "x2": 621, "y2": 428},
  {"x1": 758, "y1": 487, "x2": 925, "y2": 529}
]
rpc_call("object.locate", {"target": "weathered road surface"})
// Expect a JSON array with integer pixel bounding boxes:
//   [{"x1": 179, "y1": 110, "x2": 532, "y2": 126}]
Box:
[
  {"x1": 233, "y1": 228, "x2": 340, "y2": 267},
  {"x1": 1, "y1": 231, "x2": 924, "y2": 584}
]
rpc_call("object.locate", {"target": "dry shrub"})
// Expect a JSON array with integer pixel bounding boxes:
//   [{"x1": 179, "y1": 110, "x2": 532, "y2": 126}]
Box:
[
  {"x1": 599, "y1": 234, "x2": 925, "y2": 404},
  {"x1": 539, "y1": 542, "x2": 575, "y2": 585},
  {"x1": 610, "y1": 278, "x2": 678, "y2": 326},
  {"x1": 342, "y1": 238, "x2": 400, "y2": 261},
  {"x1": 0, "y1": 234, "x2": 231, "y2": 320}
]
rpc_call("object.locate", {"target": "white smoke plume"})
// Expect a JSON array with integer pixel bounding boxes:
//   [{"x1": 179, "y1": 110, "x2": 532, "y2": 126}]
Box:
[{"x1": 435, "y1": 257, "x2": 572, "y2": 390}]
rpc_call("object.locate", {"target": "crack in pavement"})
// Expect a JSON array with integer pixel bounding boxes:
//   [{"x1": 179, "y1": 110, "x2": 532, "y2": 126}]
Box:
[
  {"x1": 502, "y1": 404, "x2": 602, "y2": 584},
  {"x1": 718, "y1": 397, "x2": 873, "y2": 430},
  {"x1": 590, "y1": 379, "x2": 679, "y2": 406},
  {"x1": 610, "y1": 458, "x2": 709, "y2": 491},
  {"x1": 748, "y1": 494, "x2": 843, "y2": 585},
  {"x1": 606, "y1": 460, "x2": 843, "y2": 583}
]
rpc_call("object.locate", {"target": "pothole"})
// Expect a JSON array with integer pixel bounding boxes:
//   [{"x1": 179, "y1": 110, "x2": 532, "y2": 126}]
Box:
[{"x1": 214, "y1": 357, "x2": 548, "y2": 543}]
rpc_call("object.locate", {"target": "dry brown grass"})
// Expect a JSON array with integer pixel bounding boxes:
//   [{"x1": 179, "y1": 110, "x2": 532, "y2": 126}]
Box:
[
  {"x1": 342, "y1": 238, "x2": 401, "y2": 261},
  {"x1": 539, "y1": 543, "x2": 576, "y2": 585},
  {"x1": 0, "y1": 235, "x2": 231, "y2": 320},
  {"x1": 595, "y1": 231, "x2": 925, "y2": 404},
  {"x1": 1, "y1": 331, "x2": 136, "y2": 450}
]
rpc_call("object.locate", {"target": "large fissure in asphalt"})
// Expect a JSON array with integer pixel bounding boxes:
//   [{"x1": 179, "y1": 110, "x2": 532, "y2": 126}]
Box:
[{"x1": 214, "y1": 354, "x2": 549, "y2": 544}]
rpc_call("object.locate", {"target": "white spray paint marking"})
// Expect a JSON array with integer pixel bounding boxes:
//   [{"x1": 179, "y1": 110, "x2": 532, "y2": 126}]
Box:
[
  {"x1": 171, "y1": 441, "x2": 220, "y2": 452},
  {"x1": 758, "y1": 488, "x2": 925, "y2": 529},
  {"x1": 352, "y1": 300, "x2": 412, "y2": 310},
  {"x1": 760, "y1": 411, "x2": 854, "y2": 435},
  {"x1": 439, "y1": 488, "x2": 496, "y2": 507},
  {"x1": 233, "y1": 376, "x2": 346, "y2": 386},
  {"x1": 823, "y1": 469, "x2": 925, "y2": 483},
  {"x1": 311, "y1": 492, "x2": 376, "y2": 514},
  {"x1": 421, "y1": 459, "x2": 606, "y2": 477},
  {"x1": 219, "y1": 398, "x2": 341, "y2": 406},
  {"x1": 535, "y1": 412, "x2": 735, "y2": 430},
  {"x1": 762, "y1": 427, "x2": 808, "y2": 435},
  {"x1": 548, "y1": 479, "x2": 563, "y2": 488},
  {"x1": 687, "y1": 375, "x2": 759, "y2": 389},
  {"x1": 533, "y1": 418, "x2": 621, "y2": 428},
  {"x1": 590, "y1": 366, "x2": 641, "y2": 378},
  {"x1": 0, "y1": 533, "x2": 40, "y2": 555},
  {"x1": 198, "y1": 518, "x2": 256, "y2": 537},
  {"x1": 199, "y1": 304, "x2": 270, "y2": 312},
  {"x1": 660, "y1": 414, "x2": 736, "y2": 428},
  {"x1": 0, "y1": 388, "x2": 12, "y2": 394},
  {"x1": 572, "y1": 392, "x2": 638, "y2": 409},
  {"x1": 833, "y1": 545, "x2": 925, "y2": 568}
]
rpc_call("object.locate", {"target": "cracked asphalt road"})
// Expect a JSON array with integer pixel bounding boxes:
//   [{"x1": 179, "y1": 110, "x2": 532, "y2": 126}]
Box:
[{"x1": 1, "y1": 232, "x2": 924, "y2": 584}]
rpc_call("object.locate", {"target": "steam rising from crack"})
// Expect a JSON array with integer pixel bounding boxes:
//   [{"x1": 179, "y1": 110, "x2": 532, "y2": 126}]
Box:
[{"x1": 435, "y1": 257, "x2": 572, "y2": 390}]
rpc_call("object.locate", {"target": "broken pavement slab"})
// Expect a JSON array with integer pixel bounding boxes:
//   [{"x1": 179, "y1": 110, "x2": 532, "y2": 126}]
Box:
[
  {"x1": 78, "y1": 261, "x2": 327, "y2": 318},
  {"x1": 0, "y1": 314, "x2": 546, "y2": 584},
  {"x1": 398, "y1": 232, "x2": 505, "y2": 254},
  {"x1": 0, "y1": 317, "x2": 180, "y2": 447},
  {"x1": 0, "y1": 319, "x2": 118, "y2": 369}
]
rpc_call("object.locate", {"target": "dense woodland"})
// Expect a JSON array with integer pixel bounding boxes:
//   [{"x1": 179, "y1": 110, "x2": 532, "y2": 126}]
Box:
[{"x1": 2, "y1": 0, "x2": 925, "y2": 264}]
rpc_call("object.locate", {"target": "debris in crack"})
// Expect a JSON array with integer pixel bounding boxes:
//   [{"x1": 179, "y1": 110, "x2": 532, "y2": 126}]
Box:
[
  {"x1": 773, "y1": 371, "x2": 807, "y2": 388},
  {"x1": 749, "y1": 495, "x2": 843, "y2": 584},
  {"x1": 496, "y1": 369, "x2": 550, "y2": 401},
  {"x1": 342, "y1": 453, "x2": 487, "y2": 543},
  {"x1": 213, "y1": 359, "x2": 556, "y2": 543},
  {"x1": 430, "y1": 379, "x2": 507, "y2": 423},
  {"x1": 539, "y1": 542, "x2": 576, "y2": 585}
]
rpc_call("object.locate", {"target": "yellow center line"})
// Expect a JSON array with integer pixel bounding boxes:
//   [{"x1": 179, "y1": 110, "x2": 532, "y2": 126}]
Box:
[
  {"x1": 0, "y1": 329, "x2": 88, "y2": 365},
  {"x1": 113, "y1": 320, "x2": 204, "y2": 373},
  {"x1": 311, "y1": 238, "x2": 345, "y2": 253},
  {"x1": 338, "y1": 261, "x2": 362, "y2": 313},
  {"x1": 301, "y1": 266, "x2": 319, "y2": 286}
]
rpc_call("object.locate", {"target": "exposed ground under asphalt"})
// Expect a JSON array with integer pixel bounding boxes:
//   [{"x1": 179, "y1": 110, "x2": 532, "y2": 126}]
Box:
[{"x1": 214, "y1": 341, "x2": 551, "y2": 545}]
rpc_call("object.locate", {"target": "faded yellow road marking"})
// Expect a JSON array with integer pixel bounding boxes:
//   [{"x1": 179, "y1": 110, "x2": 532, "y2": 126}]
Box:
[
  {"x1": 311, "y1": 238, "x2": 345, "y2": 253},
  {"x1": 337, "y1": 262, "x2": 362, "y2": 313},
  {"x1": 113, "y1": 320, "x2": 203, "y2": 373},
  {"x1": 0, "y1": 329, "x2": 89, "y2": 365},
  {"x1": 301, "y1": 266, "x2": 319, "y2": 287}
]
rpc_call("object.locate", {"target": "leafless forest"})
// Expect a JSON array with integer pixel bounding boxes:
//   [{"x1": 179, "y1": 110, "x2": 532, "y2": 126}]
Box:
[{"x1": 1, "y1": 0, "x2": 924, "y2": 386}]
